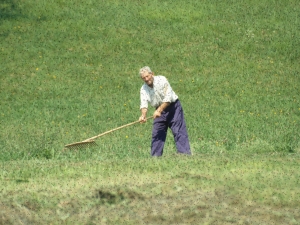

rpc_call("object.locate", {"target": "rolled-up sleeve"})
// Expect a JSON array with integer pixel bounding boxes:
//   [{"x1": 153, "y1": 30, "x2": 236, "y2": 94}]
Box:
[{"x1": 140, "y1": 87, "x2": 149, "y2": 109}]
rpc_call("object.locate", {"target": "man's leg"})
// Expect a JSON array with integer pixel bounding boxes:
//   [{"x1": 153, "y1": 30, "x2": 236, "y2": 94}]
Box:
[
  {"x1": 151, "y1": 116, "x2": 168, "y2": 156},
  {"x1": 169, "y1": 101, "x2": 191, "y2": 155}
]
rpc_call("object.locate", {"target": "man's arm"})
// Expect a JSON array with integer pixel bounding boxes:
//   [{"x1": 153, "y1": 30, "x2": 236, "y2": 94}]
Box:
[
  {"x1": 153, "y1": 102, "x2": 170, "y2": 119},
  {"x1": 139, "y1": 108, "x2": 148, "y2": 123}
]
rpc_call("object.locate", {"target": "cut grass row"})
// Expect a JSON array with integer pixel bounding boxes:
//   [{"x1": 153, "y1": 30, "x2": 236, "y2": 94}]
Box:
[{"x1": 1, "y1": 152, "x2": 300, "y2": 224}]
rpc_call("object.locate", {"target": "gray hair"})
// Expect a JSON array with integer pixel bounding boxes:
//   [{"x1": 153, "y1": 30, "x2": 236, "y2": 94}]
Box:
[{"x1": 139, "y1": 66, "x2": 152, "y2": 76}]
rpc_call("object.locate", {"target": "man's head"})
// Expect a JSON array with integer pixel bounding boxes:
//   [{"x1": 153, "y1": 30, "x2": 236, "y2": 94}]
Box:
[{"x1": 140, "y1": 66, "x2": 154, "y2": 87}]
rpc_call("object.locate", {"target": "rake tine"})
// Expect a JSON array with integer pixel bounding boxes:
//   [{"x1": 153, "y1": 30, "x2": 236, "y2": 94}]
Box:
[{"x1": 64, "y1": 140, "x2": 97, "y2": 150}]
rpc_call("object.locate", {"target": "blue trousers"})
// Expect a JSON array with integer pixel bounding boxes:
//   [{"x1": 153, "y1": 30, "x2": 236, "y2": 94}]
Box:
[{"x1": 151, "y1": 100, "x2": 191, "y2": 156}]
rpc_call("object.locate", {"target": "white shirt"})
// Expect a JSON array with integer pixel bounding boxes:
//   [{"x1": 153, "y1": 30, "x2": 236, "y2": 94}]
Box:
[{"x1": 140, "y1": 76, "x2": 178, "y2": 109}]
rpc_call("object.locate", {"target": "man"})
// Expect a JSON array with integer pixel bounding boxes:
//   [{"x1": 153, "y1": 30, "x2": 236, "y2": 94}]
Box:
[{"x1": 138, "y1": 66, "x2": 191, "y2": 156}]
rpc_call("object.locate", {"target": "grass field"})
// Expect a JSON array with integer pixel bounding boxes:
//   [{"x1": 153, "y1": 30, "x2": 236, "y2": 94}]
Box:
[{"x1": 1, "y1": 0, "x2": 300, "y2": 224}]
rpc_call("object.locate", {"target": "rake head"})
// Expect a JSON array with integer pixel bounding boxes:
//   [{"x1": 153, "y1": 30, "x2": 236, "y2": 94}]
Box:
[{"x1": 64, "y1": 140, "x2": 97, "y2": 150}]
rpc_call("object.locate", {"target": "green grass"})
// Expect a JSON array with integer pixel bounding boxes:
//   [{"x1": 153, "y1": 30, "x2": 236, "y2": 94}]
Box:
[{"x1": 1, "y1": 0, "x2": 300, "y2": 224}]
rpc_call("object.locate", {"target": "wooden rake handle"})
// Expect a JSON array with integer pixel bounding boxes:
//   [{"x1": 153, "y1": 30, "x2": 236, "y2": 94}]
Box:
[{"x1": 83, "y1": 116, "x2": 153, "y2": 142}]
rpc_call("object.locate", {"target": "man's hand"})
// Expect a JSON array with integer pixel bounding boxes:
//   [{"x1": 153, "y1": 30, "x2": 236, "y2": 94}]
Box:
[
  {"x1": 139, "y1": 115, "x2": 147, "y2": 123},
  {"x1": 153, "y1": 102, "x2": 170, "y2": 119},
  {"x1": 153, "y1": 110, "x2": 161, "y2": 119}
]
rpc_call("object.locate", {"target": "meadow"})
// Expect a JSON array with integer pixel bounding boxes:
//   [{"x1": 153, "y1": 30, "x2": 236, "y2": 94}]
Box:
[{"x1": 1, "y1": 0, "x2": 300, "y2": 224}]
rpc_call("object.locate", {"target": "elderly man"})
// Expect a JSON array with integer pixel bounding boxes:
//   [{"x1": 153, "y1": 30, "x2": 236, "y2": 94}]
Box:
[{"x1": 139, "y1": 66, "x2": 191, "y2": 156}]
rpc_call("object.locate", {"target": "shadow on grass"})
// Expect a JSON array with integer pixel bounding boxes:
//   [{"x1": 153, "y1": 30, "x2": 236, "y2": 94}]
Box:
[
  {"x1": 94, "y1": 188, "x2": 145, "y2": 205},
  {"x1": 0, "y1": 0, "x2": 22, "y2": 21},
  {"x1": 0, "y1": 0, "x2": 22, "y2": 39},
  {"x1": 15, "y1": 179, "x2": 29, "y2": 183}
]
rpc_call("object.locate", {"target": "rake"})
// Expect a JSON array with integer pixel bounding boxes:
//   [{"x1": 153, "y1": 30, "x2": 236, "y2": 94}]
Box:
[{"x1": 64, "y1": 116, "x2": 153, "y2": 149}]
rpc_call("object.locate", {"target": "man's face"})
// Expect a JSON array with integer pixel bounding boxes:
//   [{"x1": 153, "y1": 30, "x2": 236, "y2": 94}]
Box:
[{"x1": 140, "y1": 71, "x2": 154, "y2": 87}]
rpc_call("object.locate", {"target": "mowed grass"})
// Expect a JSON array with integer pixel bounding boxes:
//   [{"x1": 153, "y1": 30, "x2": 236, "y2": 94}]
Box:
[
  {"x1": 1, "y1": 153, "x2": 300, "y2": 224},
  {"x1": 1, "y1": 0, "x2": 300, "y2": 224}
]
